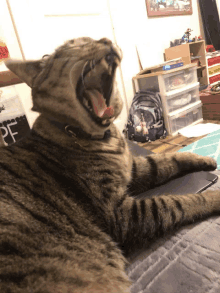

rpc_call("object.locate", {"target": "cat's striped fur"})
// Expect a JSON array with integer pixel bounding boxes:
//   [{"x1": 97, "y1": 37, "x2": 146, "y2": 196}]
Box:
[{"x1": 1, "y1": 37, "x2": 220, "y2": 293}]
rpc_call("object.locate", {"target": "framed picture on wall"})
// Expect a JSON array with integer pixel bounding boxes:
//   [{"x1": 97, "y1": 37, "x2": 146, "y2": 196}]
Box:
[{"x1": 146, "y1": 0, "x2": 193, "y2": 17}]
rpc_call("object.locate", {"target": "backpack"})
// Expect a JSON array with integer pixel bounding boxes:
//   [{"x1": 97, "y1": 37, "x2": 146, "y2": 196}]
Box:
[{"x1": 124, "y1": 90, "x2": 167, "y2": 143}]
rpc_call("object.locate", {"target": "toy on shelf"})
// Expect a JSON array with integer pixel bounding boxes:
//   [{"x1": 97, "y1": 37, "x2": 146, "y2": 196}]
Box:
[
  {"x1": 190, "y1": 53, "x2": 201, "y2": 66},
  {"x1": 170, "y1": 38, "x2": 183, "y2": 47},
  {"x1": 170, "y1": 28, "x2": 197, "y2": 47},
  {"x1": 182, "y1": 28, "x2": 193, "y2": 43},
  {"x1": 206, "y1": 45, "x2": 215, "y2": 52},
  {"x1": 211, "y1": 82, "x2": 220, "y2": 92}
]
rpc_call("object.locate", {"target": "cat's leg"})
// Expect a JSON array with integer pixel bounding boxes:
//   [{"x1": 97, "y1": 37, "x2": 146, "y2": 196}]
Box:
[
  {"x1": 109, "y1": 190, "x2": 220, "y2": 255},
  {"x1": 0, "y1": 230, "x2": 131, "y2": 293},
  {"x1": 129, "y1": 152, "x2": 217, "y2": 195}
]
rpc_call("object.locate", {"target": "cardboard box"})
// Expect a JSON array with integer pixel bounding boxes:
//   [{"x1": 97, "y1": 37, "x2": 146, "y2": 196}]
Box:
[{"x1": 200, "y1": 93, "x2": 220, "y2": 120}]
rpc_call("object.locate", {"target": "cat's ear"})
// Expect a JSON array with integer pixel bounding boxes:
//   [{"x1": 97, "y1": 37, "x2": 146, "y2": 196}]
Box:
[{"x1": 5, "y1": 59, "x2": 42, "y2": 88}]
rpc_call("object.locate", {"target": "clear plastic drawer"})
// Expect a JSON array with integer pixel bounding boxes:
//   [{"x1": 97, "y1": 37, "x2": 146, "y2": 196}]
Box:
[
  {"x1": 163, "y1": 67, "x2": 197, "y2": 93},
  {"x1": 168, "y1": 102, "x2": 203, "y2": 134},
  {"x1": 165, "y1": 83, "x2": 200, "y2": 114}
]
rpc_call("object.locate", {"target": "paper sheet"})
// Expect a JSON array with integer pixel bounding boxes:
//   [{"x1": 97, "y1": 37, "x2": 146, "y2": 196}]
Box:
[
  {"x1": 135, "y1": 41, "x2": 165, "y2": 69},
  {"x1": 178, "y1": 123, "x2": 220, "y2": 137}
]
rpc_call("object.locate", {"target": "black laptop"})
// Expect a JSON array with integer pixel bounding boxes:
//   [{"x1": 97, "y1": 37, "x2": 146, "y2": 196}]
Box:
[{"x1": 127, "y1": 140, "x2": 218, "y2": 199}]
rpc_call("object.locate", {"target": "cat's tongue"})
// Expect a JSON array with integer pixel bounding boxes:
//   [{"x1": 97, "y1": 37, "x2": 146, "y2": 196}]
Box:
[{"x1": 86, "y1": 89, "x2": 114, "y2": 119}]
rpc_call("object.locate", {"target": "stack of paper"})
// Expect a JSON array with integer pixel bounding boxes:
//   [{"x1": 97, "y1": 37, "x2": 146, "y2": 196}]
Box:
[{"x1": 178, "y1": 123, "x2": 220, "y2": 137}]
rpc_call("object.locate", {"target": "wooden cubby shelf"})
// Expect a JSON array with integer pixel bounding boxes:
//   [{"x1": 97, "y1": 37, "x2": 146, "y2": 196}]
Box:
[{"x1": 165, "y1": 41, "x2": 209, "y2": 88}]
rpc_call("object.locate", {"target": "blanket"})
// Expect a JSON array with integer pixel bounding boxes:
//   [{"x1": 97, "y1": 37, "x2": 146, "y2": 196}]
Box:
[{"x1": 126, "y1": 170, "x2": 220, "y2": 293}]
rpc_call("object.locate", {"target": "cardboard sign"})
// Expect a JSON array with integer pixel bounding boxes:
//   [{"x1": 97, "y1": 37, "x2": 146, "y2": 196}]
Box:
[{"x1": 0, "y1": 86, "x2": 30, "y2": 145}]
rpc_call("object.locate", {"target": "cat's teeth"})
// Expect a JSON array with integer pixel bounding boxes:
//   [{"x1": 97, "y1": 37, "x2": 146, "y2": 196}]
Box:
[
  {"x1": 83, "y1": 98, "x2": 93, "y2": 111},
  {"x1": 102, "y1": 120, "x2": 108, "y2": 125},
  {"x1": 83, "y1": 97, "x2": 87, "y2": 105}
]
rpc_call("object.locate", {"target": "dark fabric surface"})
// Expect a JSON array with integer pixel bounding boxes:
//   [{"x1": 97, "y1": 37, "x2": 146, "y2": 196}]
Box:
[
  {"x1": 126, "y1": 141, "x2": 220, "y2": 292},
  {"x1": 198, "y1": 0, "x2": 220, "y2": 50},
  {"x1": 126, "y1": 170, "x2": 220, "y2": 293}
]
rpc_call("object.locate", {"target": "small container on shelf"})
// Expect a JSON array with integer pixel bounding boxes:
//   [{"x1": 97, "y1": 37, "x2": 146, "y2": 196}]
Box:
[
  {"x1": 191, "y1": 56, "x2": 201, "y2": 66},
  {"x1": 168, "y1": 101, "x2": 203, "y2": 135}
]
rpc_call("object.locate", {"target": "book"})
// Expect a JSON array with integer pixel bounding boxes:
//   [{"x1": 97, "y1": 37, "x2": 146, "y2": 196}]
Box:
[
  {"x1": 138, "y1": 58, "x2": 183, "y2": 75},
  {"x1": 163, "y1": 62, "x2": 184, "y2": 71}
]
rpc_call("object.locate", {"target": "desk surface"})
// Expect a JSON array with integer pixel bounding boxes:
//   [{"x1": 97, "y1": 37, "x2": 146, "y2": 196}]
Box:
[{"x1": 134, "y1": 120, "x2": 220, "y2": 154}]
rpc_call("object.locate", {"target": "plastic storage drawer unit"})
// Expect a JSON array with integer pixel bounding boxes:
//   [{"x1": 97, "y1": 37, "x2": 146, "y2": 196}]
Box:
[
  {"x1": 168, "y1": 101, "x2": 203, "y2": 135},
  {"x1": 165, "y1": 82, "x2": 200, "y2": 114},
  {"x1": 163, "y1": 67, "x2": 197, "y2": 93}
]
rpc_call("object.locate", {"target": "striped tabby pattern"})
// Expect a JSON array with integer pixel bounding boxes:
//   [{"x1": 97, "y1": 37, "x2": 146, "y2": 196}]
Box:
[{"x1": 1, "y1": 37, "x2": 220, "y2": 293}]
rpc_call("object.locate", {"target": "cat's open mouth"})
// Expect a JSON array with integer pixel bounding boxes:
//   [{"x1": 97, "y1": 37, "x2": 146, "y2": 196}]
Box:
[{"x1": 76, "y1": 52, "x2": 119, "y2": 127}]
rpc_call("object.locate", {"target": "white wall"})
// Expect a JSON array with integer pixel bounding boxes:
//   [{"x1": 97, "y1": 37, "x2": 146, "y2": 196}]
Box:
[
  {"x1": 108, "y1": 0, "x2": 204, "y2": 112},
  {"x1": 216, "y1": 0, "x2": 220, "y2": 13},
  {"x1": 1, "y1": 0, "x2": 204, "y2": 130},
  {"x1": 2, "y1": 0, "x2": 128, "y2": 131}
]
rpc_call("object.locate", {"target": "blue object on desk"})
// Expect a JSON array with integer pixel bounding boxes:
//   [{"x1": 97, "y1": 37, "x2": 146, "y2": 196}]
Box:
[{"x1": 163, "y1": 62, "x2": 184, "y2": 71}]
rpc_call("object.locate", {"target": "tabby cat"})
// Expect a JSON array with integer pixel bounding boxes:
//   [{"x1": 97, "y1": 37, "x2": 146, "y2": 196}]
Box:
[{"x1": 1, "y1": 37, "x2": 220, "y2": 293}]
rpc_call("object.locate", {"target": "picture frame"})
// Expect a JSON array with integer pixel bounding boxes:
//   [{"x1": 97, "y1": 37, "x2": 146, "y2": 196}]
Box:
[{"x1": 146, "y1": 0, "x2": 193, "y2": 17}]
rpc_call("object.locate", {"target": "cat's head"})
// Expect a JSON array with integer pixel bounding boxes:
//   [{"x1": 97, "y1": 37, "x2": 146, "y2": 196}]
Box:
[{"x1": 5, "y1": 37, "x2": 123, "y2": 136}]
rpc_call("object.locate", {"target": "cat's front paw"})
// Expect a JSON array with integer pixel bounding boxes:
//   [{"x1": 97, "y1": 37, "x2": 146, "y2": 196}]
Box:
[
  {"x1": 196, "y1": 154, "x2": 217, "y2": 171},
  {"x1": 176, "y1": 152, "x2": 217, "y2": 172}
]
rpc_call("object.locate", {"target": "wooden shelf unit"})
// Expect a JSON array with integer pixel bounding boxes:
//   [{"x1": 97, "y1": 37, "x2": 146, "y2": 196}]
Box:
[
  {"x1": 206, "y1": 52, "x2": 220, "y2": 86},
  {"x1": 164, "y1": 41, "x2": 209, "y2": 87}
]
